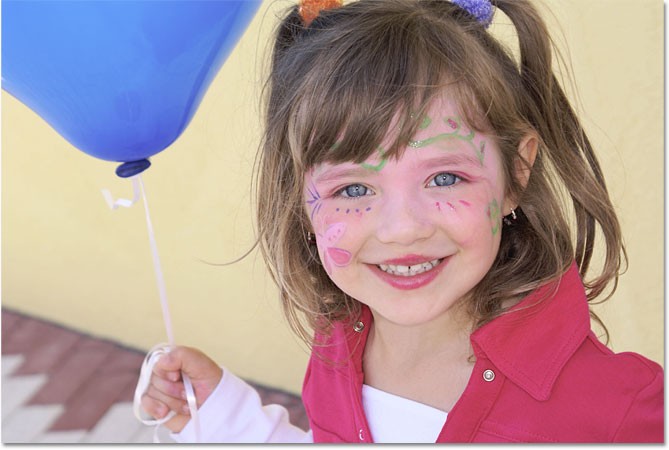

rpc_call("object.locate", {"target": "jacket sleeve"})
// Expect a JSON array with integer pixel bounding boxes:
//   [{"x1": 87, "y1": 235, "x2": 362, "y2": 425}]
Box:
[
  {"x1": 172, "y1": 367, "x2": 313, "y2": 443},
  {"x1": 613, "y1": 369, "x2": 664, "y2": 443}
]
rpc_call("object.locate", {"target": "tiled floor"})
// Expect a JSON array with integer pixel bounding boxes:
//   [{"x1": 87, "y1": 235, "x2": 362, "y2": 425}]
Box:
[{"x1": 1, "y1": 308, "x2": 309, "y2": 443}]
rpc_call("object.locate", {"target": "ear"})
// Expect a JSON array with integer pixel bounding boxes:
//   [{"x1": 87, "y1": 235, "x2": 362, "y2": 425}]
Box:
[
  {"x1": 515, "y1": 132, "x2": 538, "y2": 188},
  {"x1": 505, "y1": 133, "x2": 538, "y2": 215}
]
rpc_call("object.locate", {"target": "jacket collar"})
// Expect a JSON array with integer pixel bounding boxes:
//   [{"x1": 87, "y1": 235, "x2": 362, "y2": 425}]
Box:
[
  {"x1": 470, "y1": 261, "x2": 590, "y2": 401},
  {"x1": 349, "y1": 262, "x2": 590, "y2": 401}
]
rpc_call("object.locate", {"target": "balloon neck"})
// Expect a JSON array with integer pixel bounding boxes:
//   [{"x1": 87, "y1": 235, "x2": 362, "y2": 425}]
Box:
[{"x1": 116, "y1": 159, "x2": 151, "y2": 178}]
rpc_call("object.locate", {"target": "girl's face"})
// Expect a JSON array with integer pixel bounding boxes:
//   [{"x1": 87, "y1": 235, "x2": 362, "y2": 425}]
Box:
[{"x1": 304, "y1": 98, "x2": 509, "y2": 327}]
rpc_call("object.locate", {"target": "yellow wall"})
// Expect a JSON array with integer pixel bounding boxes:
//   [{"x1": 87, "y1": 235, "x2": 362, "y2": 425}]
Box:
[{"x1": 2, "y1": 0, "x2": 662, "y2": 395}]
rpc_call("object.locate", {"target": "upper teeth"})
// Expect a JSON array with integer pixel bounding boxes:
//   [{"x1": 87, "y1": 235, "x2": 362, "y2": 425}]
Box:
[{"x1": 378, "y1": 259, "x2": 442, "y2": 276}]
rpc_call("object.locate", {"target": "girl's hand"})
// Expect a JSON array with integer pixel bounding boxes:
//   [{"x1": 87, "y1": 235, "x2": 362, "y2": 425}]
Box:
[{"x1": 140, "y1": 346, "x2": 223, "y2": 433}]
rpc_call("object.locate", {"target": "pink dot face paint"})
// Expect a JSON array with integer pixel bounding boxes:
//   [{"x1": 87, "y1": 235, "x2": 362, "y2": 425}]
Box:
[{"x1": 302, "y1": 96, "x2": 508, "y2": 328}]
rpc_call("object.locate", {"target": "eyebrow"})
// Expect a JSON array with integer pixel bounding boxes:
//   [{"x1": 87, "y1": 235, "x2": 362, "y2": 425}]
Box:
[
  {"x1": 314, "y1": 152, "x2": 483, "y2": 184},
  {"x1": 421, "y1": 153, "x2": 482, "y2": 169},
  {"x1": 314, "y1": 165, "x2": 375, "y2": 184}
]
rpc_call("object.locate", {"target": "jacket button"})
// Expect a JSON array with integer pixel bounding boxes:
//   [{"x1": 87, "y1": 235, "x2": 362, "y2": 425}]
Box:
[
  {"x1": 483, "y1": 369, "x2": 495, "y2": 382},
  {"x1": 354, "y1": 321, "x2": 365, "y2": 332},
  {"x1": 359, "y1": 429, "x2": 364, "y2": 440}
]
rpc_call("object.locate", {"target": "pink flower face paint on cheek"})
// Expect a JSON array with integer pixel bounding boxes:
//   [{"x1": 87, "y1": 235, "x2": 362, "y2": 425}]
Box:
[{"x1": 316, "y1": 218, "x2": 352, "y2": 275}]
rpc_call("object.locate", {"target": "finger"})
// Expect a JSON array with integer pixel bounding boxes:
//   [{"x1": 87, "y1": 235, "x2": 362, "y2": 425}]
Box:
[
  {"x1": 140, "y1": 394, "x2": 170, "y2": 420},
  {"x1": 145, "y1": 384, "x2": 191, "y2": 417},
  {"x1": 157, "y1": 346, "x2": 217, "y2": 379},
  {"x1": 141, "y1": 393, "x2": 192, "y2": 434},
  {"x1": 151, "y1": 374, "x2": 186, "y2": 401},
  {"x1": 155, "y1": 348, "x2": 184, "y2": 372},
  {"x1": 152, "y1": 364, "x2": 182, "y2": 383}
]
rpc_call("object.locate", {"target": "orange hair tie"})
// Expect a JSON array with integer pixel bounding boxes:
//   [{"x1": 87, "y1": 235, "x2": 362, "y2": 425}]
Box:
[{"x1": 298, "y1": 0, "x2": 343, "y2": 27}]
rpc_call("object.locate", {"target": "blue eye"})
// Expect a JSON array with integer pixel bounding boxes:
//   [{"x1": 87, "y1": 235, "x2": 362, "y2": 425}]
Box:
[
  {"x1": 429, "y1": 173, "x2": 460, "y2": 187},
  {"x1": 339, "y1": 184, "x2": 372, "y2": 198}
]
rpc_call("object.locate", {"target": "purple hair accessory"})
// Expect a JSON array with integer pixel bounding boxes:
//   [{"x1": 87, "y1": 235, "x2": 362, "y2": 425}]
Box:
[{"x1": 451, "y1": 0, "x2": 494, "y2": 28}]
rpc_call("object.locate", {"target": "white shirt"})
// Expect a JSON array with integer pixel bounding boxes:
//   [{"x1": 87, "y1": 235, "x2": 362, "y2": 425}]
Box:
[{"x1": 362, "y1": 384, "x2": 447, "y2": 443}]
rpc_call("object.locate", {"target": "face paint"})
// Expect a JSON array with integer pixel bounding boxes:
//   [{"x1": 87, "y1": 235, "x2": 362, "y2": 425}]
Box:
[
  {"x1": 408, "y1": 115, "x2": 486, "y2": 165},
  {"x1": 360, "y1": 146, "x2": 388, "y2": 172},
  {"x1": 305, "y1": 182, "x2": 323, "y2": 220},
  {"x1": 486, "y1": 198, "x2": 501, "y2": 235},
  {"x1": 316, "y1": 217, "x2": 352, "y2": 275},
  {"x1": 302, "y1": 96, "x2": 507, "y2": 329}
]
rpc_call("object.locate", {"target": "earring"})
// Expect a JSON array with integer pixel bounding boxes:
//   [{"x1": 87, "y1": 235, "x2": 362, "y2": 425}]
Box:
[{"x1": 503, "y1": 208, "x2": 517, "y2": 226}]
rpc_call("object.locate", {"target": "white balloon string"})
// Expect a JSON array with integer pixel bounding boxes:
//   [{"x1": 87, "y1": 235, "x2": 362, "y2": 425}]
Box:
[
  {"x1": 137, "y1": 174, "x2": 175, "y2": 346},
  {"x1": 182, "y1": 372, "x2": 201, "y2": 442},
  {"x1": 105, "y1": 174, "x2": 200, "y2": 442},
  {"x1": 133, "y1": 343, "x2": 177, "y2": 426},
  {"x1": 101, "y1": 177, "x2": 140, "y2": 210}
]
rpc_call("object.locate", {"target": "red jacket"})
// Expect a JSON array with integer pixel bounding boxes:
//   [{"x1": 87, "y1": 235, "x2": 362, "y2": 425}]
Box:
[{"x1": 302, "y1": 263, "x2": 664, "y2": 443}]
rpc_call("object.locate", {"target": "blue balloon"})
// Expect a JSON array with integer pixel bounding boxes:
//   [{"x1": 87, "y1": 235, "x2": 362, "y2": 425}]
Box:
[{"x1": 2, "y1": 0, "x2": 262, "y2": 176}]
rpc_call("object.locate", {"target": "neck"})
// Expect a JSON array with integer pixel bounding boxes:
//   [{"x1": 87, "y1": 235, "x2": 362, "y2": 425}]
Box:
[{"x1": 366, "y1": 301, "x2": 474, "y2": 369}]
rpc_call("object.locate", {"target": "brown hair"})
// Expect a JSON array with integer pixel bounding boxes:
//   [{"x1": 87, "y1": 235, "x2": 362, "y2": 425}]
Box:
[{"x1": 254, "y1": 0, "x2": 626, "y2": 347}]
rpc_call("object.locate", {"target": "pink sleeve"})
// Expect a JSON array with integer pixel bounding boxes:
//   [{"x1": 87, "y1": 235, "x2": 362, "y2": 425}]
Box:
[{"x1": 613, "y1": 370, "x2": 664, "y2": 443}]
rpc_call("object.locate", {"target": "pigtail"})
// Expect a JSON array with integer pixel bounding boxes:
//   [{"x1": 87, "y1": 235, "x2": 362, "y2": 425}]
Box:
[
  {"x1": 496, "y1": 0, "x2": 626, "y2": 336},
  {"x1": 269, "y1": 7, "x2": 304, "y2": 79}
]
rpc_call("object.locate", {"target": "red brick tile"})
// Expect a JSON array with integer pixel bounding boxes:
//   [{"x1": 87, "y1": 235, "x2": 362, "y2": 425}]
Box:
[
  {"x1": 105, "y1": 347, "x2": 144, "y2": 402},
  {"x1": 117, "y1": 372, "x2": 141, "y2": 403},
  {"x1": 2, "y1": 316, "x2": 50, "y2": 354},
  {"x1": 289, "y1": 404, "x2": 310, "y2": 431},
  {"x1": 1, "y1": 310, "x2": 24, "y2": 343},
  {"x1": 252, "y1": 383, "x2": 309, "y2": 431},
  {"x1": 48, "y1": 371, "x2": 137, "y2": 431},
  {"x1": 104, "y1": 346, "x2": 144, "y2": 373},
  {"x1": 14, "y1": 330, "x2": 81, "y2": 375},
  {"x1": 6, "y1": 310, "x2": 312, "y2": 434},
  {"x1": 28, "y1": 336, "x2": 117, "y2": 405}
]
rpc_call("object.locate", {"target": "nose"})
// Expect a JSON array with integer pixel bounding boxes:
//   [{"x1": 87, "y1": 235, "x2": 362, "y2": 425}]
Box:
[{"x1": 375, "y1": 191, "x2": 436, "y2": 246}]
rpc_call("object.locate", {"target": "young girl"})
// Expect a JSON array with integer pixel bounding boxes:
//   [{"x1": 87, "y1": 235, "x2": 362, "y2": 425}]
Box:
[{"x1": 140, "y1": 0, "x2": 663, "y2": 443}]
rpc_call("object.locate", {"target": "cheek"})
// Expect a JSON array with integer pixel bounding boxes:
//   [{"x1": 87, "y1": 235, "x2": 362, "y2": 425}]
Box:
[
  {"x1": 311, "y1": 202, "x2": 374, "y2": 235},
  {"x1": 433, "y1": 196, "x2": 500, "y2": 247},
  {"x1": 310, "y1": 202, "x2": 376, "y2": 274}
]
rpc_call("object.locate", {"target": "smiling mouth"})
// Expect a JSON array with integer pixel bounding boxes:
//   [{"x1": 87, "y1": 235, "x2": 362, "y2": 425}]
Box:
[{"x1": 377, "y1": 258, "x2": 444, "y2": 277}]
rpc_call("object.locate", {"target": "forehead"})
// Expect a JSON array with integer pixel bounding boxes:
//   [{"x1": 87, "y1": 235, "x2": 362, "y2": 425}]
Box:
[{"x1": 314, "y1": 94, "x2": 494, "y2": 168}]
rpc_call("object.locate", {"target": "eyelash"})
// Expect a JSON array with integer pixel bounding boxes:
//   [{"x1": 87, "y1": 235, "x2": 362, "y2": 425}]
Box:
[
  {"x1": 426, "y1": 172, "x2": 465, "y2": 188},
  {"x1": 332, "y1": 184, "x2": 374, "y2": 199}
]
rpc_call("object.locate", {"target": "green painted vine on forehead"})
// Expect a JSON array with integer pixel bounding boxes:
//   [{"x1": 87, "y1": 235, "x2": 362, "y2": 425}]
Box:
[
  {"x1": 360, "y1": 146, "x2": 388, "y2": 172},
  {"x1": 408, "y1": 115, "x2": 486, "y2": 165},
  {"x1": 418, "y1": 114, "x2": 432, "y2": 129},
  {"x1": 329, "y1": 141, "x2": 389, "y2": 172}
]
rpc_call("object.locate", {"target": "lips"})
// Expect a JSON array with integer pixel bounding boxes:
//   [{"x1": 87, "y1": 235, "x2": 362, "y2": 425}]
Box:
[{"x1": 368, "y1": 255, "x2": 449, "y2": 290}]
